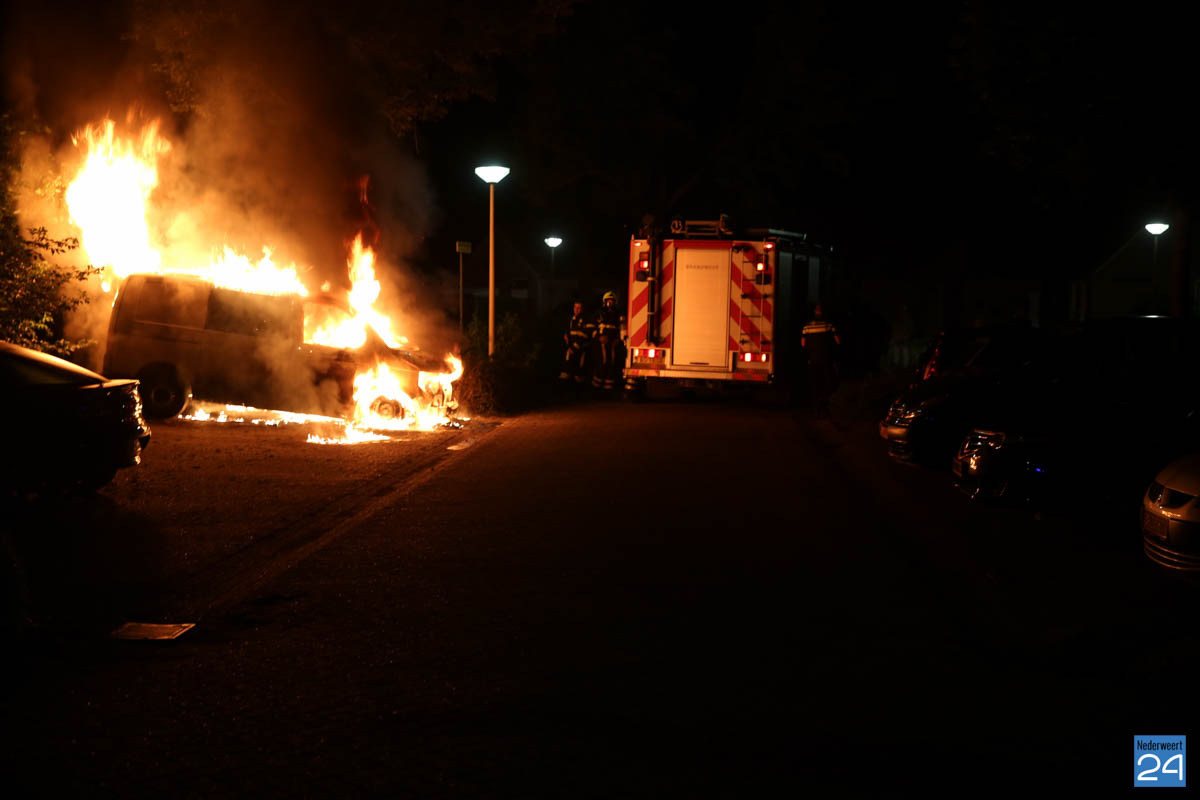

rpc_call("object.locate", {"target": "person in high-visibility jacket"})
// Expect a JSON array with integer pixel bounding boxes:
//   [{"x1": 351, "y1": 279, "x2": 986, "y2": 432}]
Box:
[
  {"x1": 559, "y1": 301, "x2": 594, "y2": 384},
  {"x1": 801, "y1": 303, "x2": 841, "y2": 418},
  {"x1": 591, "y1": 291, "x2": 625, "y2": 391}
]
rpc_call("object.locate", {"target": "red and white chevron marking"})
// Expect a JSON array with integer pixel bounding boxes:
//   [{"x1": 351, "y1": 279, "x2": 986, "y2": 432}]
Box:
[
  {"x1": 628, "y1": 239, "x2": 675, "y2": 349},
  {"x1": 625, "y1": 237, "x2": 774, "y2": 382}
]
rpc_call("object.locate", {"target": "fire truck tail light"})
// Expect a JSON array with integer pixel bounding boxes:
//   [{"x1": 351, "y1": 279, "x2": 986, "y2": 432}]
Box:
[
  {"x1": 765, "y1": 243, "x2": 774, "y2": 250},
  {"x1": 633, "y1": 348, "x2": 641, "y2": 357},
  {"x1": 647, "y1": 348, "x2": 656, "y2": 358},
  {"x1": 760, "y1": 353, "x2": 769, "y2": 362},
  {"x1": 641, "y1": 260, "x2": 649, "y2": 268},
  {"x1": 743, "y1": 352, "x2": 753, "y2": 362},
  {"x1": 756, "y1": 262, "x2": 765, "y2": 271}
]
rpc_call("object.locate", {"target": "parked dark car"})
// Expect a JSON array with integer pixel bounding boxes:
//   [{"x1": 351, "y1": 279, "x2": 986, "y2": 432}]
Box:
[
  {"x1": 951, "y1": 317, "x2": 1200, "y2": 509},
  {"x1": 880, "y1": 324, "x2": 1052, "y2": 465},
  {"x1": 0, "y1": 341, "x2": 151, "y2": 492}
]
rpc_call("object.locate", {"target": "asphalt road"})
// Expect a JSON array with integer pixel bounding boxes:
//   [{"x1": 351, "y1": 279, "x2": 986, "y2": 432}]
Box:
[{"x1": 2, "y1": 397, "x2": 1197, "y2": 795}]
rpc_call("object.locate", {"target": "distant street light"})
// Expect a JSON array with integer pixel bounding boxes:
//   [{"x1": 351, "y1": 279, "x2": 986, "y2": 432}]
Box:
[
  {"x1": 1146, "y1": 221, "x2": 1170, "y2": 276},
  {"x1": 475, "y1": 165, "x2": 510, "y2": 356},
  {"x1": 1086, "y1": 219, "x2": 1176, "y2": 320},
  {"x1": 544, "y1": 236, "x2": 562, "y2": 275}
]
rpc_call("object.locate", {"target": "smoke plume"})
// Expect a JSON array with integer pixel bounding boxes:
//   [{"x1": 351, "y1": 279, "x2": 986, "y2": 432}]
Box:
[{"x1": 3, "y1": 0, "x2": 458, "y2": 367}]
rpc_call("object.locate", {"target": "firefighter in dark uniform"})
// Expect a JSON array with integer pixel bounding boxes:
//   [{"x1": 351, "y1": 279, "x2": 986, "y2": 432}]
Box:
[
  {"x1": 559, "y1": 301, "x2": 594, "y2": 385},
  {"x1": 591, "y1": 291, "x2": 624, "y2": 391},
  {"x1": 801, "y1": 303, "x2": 841, "y2": 418}
]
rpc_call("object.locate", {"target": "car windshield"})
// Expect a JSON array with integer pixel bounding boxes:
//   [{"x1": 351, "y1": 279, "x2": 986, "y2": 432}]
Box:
[
  {"x1": 964, "y1": 331, "x2": 1043, "y2": 371},
  {"x1": 926, "y1": 328, "x2": 1043, "y2": 375}
]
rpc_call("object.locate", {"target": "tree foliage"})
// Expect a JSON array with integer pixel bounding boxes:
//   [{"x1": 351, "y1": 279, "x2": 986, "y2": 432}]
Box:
[
  {"x1": 128, "y1": 0, "x2": 575, "y2": 136},
  {"x1": 0, "y1": 118, "x2": 100, "y2": 355}
]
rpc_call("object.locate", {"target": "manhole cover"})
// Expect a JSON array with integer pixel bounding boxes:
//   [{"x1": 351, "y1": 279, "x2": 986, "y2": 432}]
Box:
[{"x1": 110, "y1": 622, "x2": 195, "y2": 640}]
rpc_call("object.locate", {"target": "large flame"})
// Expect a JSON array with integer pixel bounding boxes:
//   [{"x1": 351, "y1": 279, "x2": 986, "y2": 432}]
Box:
[
  {"x1": 64, "y1": 117, "x2": 463, "y2": 442},
  {"x1": 303, "y1": 233, "x2": 408, "y2": 350},
  {"x1": 65, "y1": 119, "x2": 168, "y2": 279}
]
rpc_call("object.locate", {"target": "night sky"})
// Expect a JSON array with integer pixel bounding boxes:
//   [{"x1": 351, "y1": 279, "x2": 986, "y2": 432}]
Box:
[
  {"x1": 5, "y1": 1, "x2": 1199, "y2": 327},
  {"x1": 420, "y1": 3, "x2": 1200, "y2": 301}
]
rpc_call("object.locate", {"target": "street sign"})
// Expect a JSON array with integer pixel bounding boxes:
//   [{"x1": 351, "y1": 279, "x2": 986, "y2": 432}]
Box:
[{"x1": 455, "y1": 241, "x2": 472, "y2": 254}]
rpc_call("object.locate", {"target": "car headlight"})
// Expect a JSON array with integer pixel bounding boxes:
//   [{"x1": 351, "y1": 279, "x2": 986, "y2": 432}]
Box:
[
  {"x1": 887, "y1": 402, "x2": 933, "y2": 425},
  {"x1": 959, "y1": 429, "x2": 1006, "y2": 457}
]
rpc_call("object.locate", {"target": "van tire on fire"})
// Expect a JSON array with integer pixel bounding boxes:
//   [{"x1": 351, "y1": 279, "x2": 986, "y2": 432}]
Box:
[
  {"x1": 137, "y1": 363, "x2": 190, "y2": 418},
  {"x1": 369, "y1": 396, "x2": 405, "y2": 421}
]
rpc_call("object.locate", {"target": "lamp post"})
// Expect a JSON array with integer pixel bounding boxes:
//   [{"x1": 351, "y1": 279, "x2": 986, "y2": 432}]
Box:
[
  {"x1": 1146, "y1": 221, "x2": 1170, "y2": 274},
  {"x1": 454, "y1": 240, "x2": 471, "y2": 333},
  {"x1": 544, "y1": 236, "x2": 562, "y2": 276},
  {"x1": 1087, "y1": 220, "x2": 1174, "y2": 319},
  {"x1": 475, "y1": 165, "x2": 510, "y2": 356}
]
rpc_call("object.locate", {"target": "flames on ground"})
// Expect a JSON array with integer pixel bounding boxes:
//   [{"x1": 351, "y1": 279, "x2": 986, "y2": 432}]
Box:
[{"x1": 64, "y1": 116, "x2": 463, "y2": 443}]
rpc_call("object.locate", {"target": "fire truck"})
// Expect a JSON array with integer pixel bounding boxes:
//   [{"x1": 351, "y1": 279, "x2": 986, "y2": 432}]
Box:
[{"x1": 623, "y1": 216, "x2": 831, "y2": 393}]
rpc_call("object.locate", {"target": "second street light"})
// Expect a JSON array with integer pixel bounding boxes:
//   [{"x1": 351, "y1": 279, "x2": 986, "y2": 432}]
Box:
[
  {"x1": 475, "y1": 165, "x2": 510, "y2": 356},
  {"x1": 544, "y1": 236, "x2": 562, "y2": 276}
]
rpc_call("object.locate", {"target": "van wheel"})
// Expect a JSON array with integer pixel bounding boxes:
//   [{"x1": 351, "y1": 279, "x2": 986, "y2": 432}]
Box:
[
  {"x1": 138, "y1": 365, "x2": 190, "y2": 418},
  {"x1": 370, "y1": 397, "x2": 405, "y2": 420}
]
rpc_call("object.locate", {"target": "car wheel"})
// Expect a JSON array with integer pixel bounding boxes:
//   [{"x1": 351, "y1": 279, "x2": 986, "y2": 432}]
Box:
[
  {"x1": 75, "y1": 466, "x2": 117, "y2": 493},
  {"x1": 370, "y1": 396, "x2": 405, "y2": 421},
  {"x1": 138, "y1": 365, "x2": 190, "y2": 418}
]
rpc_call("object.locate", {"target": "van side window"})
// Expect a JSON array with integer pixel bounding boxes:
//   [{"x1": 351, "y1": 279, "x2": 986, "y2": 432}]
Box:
[
  {"x1": 206, "y1": 288, "x2": 299, "y2": 339},
  {"x1": 135, "y1": 279, "x2": 209, "y2": 328}
]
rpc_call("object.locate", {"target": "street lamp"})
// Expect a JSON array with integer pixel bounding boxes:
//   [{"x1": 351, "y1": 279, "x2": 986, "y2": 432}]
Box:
[
  {"x1": 475, "y1": 165, "x2": 510, "y2": 356},
  {"x1": 544, "y1": 236, "x2": 562, "y2": 275},
  {"x1": 1146, "y1": 221, "x2": 1170, "y2": 276}
]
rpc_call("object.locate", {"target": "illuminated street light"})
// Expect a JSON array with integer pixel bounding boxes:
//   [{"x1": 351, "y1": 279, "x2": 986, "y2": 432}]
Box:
[
  {"x1": 1146, "y1": 221, "x2": 1170, "y2": 276},
  {"x1": 475, "y1": 165, "x2": 510, "y2": 356},
  {"x1": 544, "y1": 236, "x2": 562, "y2": 275},
  {"x1": 1087, "y1": 219, "x2": 1176, "y2": 320}
]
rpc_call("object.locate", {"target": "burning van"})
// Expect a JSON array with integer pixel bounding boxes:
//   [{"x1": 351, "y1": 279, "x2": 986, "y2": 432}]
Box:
[{"x1": 103, "y1": 273, "x2": 449, "y2": 419}]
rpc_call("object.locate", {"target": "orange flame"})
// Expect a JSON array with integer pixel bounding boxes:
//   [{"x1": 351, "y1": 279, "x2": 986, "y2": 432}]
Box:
[
  {"x1": 65, "y1": 119, "x2": 169, "y2": 278},
  {"x1": 65, "y1": 117, "x2": 464, "y2": 442}
]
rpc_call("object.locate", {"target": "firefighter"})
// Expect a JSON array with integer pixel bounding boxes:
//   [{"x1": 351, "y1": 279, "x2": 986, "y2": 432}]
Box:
[
  {"x1": 591, "y1": 290, "x2": 624, "y2": 391},
  {"x1": 559, "y1": 301, "x2": 594, "y2": 386},
  {"x1": 801, "y1": 303, "x2": 841, "y2": 418}
]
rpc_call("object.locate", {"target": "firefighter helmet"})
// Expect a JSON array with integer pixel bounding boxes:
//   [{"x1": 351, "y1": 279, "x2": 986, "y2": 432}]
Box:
[{"x1": 602, "y1": 291, "x2": 617, "y2": 303}]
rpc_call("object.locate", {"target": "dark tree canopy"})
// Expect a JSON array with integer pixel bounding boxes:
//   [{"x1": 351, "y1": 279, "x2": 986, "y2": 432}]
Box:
[{"x1": 128, "y1": 0, "x2": 575, "y2": 137}]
